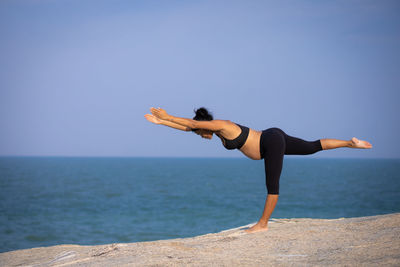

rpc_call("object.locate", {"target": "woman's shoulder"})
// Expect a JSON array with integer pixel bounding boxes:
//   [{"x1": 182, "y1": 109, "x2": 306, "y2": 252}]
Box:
[
  {"x1": 213, "y1": 120, "x2": 237, "y2": 128},
  {"x1": 215, "y1": 120, "x2": 242, "y2": 136}
]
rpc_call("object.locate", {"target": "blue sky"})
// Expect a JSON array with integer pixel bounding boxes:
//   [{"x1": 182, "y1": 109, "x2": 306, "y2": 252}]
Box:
[{"x1": 0, "y1": 0, "x2": 399, "y2": 158}]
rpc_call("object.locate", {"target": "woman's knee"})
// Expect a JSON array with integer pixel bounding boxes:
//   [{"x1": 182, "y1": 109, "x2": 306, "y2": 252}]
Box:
[
  {"x1": 285, "y1": 137, "x2": 322, "y2": 155},
  {"x1": 266, "y1": 178, "x2": 280, "y2": 194}
]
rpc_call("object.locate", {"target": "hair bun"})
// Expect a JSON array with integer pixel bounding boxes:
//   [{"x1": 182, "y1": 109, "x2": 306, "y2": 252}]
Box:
[{"x1": 193, "y1": 107, "x2": 213, "y2": 121}]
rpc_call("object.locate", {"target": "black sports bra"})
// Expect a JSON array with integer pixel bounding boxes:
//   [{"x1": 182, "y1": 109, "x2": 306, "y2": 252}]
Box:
[{"x1": 221, "y1": 123, "x2": 250, "y2": 150}]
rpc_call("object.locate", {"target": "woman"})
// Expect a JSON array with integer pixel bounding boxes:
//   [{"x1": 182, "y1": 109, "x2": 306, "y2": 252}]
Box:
[{"x1": 145, "y1": 107, "x2": 372, "y2": 233}]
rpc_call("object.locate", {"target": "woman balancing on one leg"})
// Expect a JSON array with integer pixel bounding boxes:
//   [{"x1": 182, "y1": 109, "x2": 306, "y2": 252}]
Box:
[{"x1": 145, "y1": 107, "x2": 372, "y2": 233}]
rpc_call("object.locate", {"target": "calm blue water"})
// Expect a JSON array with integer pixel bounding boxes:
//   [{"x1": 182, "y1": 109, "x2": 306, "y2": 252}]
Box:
[{"x1": 1, "y1": 157, "x2": 399, "y2": 253}]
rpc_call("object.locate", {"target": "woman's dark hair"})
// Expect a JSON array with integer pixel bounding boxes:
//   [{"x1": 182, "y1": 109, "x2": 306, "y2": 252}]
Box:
[
  {"x1": 193, "y1": 107, "x2": 213, "y2": 121},
  {"x1": 191, "y1": 107, "x2": 213, "y2": 132}
]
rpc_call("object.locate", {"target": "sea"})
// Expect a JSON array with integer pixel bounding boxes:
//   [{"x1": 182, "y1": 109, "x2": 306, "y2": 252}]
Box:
[{"x1": 0, "y1": 157, "x2": 399, "y2": 253}]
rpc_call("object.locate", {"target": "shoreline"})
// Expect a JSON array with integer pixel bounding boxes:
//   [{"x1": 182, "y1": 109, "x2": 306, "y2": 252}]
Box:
[{"x1": 1, "y1": 213, "x2": 399, "y2": 266}]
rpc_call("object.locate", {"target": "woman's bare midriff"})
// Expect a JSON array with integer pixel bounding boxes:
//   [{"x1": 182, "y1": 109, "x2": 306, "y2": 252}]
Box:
[{"x1": 240, "y1": 129, "x2": 262, "y2": 160}]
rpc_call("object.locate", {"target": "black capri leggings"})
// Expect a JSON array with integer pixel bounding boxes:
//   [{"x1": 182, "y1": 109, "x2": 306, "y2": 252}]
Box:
[{"x1": 260, "y1": 128, "x2": 323, "y2": 195}]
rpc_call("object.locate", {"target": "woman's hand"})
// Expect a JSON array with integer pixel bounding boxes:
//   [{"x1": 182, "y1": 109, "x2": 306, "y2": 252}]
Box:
[
  {"x1": 150, "y1": 107, "x2": 170, "y2": 120},
  {"x1": 144, "y1": 114, "x2": 163, "y2": 124}
]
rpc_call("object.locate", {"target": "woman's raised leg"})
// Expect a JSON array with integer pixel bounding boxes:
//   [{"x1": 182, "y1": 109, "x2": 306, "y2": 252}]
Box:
[{"x1": 320, "y1": 137, "x2": 372, "y2": 150}]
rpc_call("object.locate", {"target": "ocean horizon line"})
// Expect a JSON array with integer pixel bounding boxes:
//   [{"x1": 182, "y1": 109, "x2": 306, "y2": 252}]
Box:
[{"x1": 0, "y1": 155, "x2": 398, "y2": 160}]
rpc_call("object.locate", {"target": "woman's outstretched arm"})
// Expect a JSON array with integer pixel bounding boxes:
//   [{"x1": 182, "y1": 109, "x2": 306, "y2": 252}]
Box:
[
  {"x1": 144, "y1": 114, "x2": 191, "y2": 131},
  {"x1": 150, "y1": 107, "x2": 226, "y2": 131}
]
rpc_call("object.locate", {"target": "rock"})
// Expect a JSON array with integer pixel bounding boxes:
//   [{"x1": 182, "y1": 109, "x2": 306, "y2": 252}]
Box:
[{"x1": 1, "y1": 213, "x2": 399, "y2": 266}]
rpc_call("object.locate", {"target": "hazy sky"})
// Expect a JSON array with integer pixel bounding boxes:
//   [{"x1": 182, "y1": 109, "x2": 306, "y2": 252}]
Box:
[{"x1": 0, "y1": 0, "x2": 399, "y2": 158}]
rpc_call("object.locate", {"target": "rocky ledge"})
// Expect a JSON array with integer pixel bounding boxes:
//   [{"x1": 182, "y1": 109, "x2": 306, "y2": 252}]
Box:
[{"x1": 1, "y1": 213, "x2": 399, "y2": 266}]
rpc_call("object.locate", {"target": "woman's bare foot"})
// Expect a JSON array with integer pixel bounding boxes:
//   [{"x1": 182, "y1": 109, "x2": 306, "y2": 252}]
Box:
[
  {"x1": 244, "y1": 222, "x2": 268, "y2": 234},
  {"x1": 350, "y1": 137, "x2": 373, "y2": 149}
]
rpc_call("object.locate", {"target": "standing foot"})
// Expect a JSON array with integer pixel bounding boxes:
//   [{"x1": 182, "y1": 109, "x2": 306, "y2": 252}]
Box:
[
  {"x1": 350, "y1": 137, "x2": 373, "y2": 149},
  {"x1": 244, "y1": 222, "x2": 269, "y2": 234}
]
